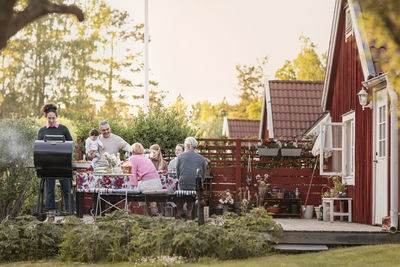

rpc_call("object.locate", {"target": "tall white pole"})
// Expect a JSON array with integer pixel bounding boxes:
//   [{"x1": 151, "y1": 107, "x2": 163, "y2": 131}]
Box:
[{"x1": 144, "y1": 0, "x2": 149, "y2": 113}]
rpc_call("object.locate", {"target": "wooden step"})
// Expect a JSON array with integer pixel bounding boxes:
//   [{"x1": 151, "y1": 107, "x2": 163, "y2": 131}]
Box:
[{"x1": 274, "y1": 244, "x2": 328, "y2": 252}]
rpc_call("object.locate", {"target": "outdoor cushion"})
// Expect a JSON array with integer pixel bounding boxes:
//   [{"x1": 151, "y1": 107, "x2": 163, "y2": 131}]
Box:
[
  {"x1": 174, "y1": 190, "x2": 197, "y2": 196},
  {"x1": 142, "y1": 189, "x2": 169, "y2": 195}
]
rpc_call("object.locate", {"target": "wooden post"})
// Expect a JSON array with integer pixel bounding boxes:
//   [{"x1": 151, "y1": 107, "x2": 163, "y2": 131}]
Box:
[
  {"x1": 196, "y1": 168, "x2": 205, "y2": 225},
  {"x1": 235, "y1": 139, "x2": 242, "y2": 193}
]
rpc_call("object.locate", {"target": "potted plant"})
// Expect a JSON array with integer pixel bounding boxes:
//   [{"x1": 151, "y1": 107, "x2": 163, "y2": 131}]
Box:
[
  {"x1": 280, "y1": 139, "x2": 302, "y2": 157},
  {"x1": 255, "y1": 173, "x2": 270, "y2": 203},
  {"x1": 323, "y1": 176, "x2": 348, "y2": 198},
  {"x1": 218, "y1": 189, "x2": 234, "y2": 213},
  {"x1": 257, "y1": 139, "x2": 280, "y2": 156}
]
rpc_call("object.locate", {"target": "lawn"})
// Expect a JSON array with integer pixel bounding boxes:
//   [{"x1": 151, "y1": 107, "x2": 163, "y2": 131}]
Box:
[{"x1": 2, "y1": 244, "x2": 400, "y2": 267}]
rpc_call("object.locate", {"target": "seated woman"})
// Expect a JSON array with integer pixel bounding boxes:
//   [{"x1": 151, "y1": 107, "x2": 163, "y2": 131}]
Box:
[
  {"x1": 167, "y1": 144, "x2": 184, "y2": 173},
  {"x1": 150, "y1": 144, "x2": 168, "y2": 171},
  {"x1": 129, "y1": 143, "x2": 162, "y2": 193}
]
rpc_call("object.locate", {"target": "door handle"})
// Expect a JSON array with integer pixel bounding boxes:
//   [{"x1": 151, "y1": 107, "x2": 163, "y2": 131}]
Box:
[{"x1": 373, "y1": 160, "x2": 378, "y2": 163}]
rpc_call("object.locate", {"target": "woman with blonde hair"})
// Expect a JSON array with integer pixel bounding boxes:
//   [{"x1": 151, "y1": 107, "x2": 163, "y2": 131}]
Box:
[
  {"x1": 129, "y1": 142, "x2": 163, "y2": 192},
  {"x1": 149, "y1": 144, "x2": 167, "y2": 171}
]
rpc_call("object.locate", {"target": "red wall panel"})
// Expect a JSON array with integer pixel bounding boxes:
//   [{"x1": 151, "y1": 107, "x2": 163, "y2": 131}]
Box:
[{"x1": 325, "y1": 5, "x2": 373, "y2": 224}]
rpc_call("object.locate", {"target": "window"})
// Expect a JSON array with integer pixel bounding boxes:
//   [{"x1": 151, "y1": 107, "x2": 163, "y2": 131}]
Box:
[
  {"x1": 378, "y1": 105, "x2": 386, "y2": 157},
  {"x1": 319, "y1": 121, "x2": 343, "y2": 176},
  {"x1": 345, "y1": 5, "x2": 353, "y2": 41},
  {"x1": 342, "y1": 111, "x2": 355, "y2": 185}
]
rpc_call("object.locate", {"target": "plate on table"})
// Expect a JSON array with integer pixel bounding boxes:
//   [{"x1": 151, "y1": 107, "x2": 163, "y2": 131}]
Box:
[
  {"x1": 93, "y1": 167, "x2": 107, "y2": 173},
  {"x1": 72, "y1": 161, "x2": 91, "y2": 169}
]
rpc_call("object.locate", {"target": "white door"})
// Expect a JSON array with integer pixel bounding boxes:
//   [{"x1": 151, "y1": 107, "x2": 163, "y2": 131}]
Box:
[{"x1": 374, "y1": 89, "x2": 388, "y2": 225}]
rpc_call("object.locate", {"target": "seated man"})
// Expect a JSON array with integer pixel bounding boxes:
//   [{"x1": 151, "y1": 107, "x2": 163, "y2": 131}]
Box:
[{"x1": 176, "y1": 137, "x2": 206, "y2": 219}]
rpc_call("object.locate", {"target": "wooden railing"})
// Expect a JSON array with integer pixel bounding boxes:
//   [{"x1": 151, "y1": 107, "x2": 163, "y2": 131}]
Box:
[{"x1": 197, "y1": 138, "x2": 330, "y2": 207}]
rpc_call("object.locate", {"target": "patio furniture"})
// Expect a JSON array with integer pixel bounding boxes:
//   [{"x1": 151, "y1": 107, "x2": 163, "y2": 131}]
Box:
[
  {"x1": 74, "y1": 171, "x2": 197, "y2": 218},
  {"x1": 322, "y1": 197, "x2": 352, "y2": 223}
]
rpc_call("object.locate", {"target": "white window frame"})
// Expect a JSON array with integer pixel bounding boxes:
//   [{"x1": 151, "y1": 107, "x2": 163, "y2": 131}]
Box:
[
  {"x1": 319, "y1": 122, "x2": 343, "y2": 176},
  {"x1": 342, "y1": 111, "x2": 355, "y2": 185}
]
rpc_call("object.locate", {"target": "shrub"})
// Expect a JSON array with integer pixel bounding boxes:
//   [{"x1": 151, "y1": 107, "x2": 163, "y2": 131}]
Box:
[
  {"x1": 0, "y1": 216, "x2": 64, "y2": 262},
  {"x1": 126, "y1": 109, "x2": 196, "y2": 157},
  {"x1": 0, "y1": 117, "x2": 40, "y2": 220},
  {"x1": 74, "y1": 110, "x2": 197, "y2": 159},
  {"x1": 23, "y1": 210, "x2": 281, "y2": 263}
]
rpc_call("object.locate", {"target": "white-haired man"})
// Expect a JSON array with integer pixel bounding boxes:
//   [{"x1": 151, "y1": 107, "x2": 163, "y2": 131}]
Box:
[{"x1": 176, "y1": 136, "x2": 206, "y2": 218}]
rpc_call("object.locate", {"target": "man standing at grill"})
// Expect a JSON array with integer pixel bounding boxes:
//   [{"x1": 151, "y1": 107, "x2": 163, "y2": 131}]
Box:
[
  {"x1": 95, "y1": 120, "x2": 131, "y2": 167},
  {"x1": 37, "y1": 103, "x2": 74, "y2": 222},
  {"x1": 176, "y1": 137, "x2": 206, "y2": 219}
]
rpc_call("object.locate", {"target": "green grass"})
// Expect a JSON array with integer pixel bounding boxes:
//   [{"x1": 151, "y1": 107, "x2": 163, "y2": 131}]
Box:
[{"x1": 2, "y1": 244, "x2": 400, "y2": 267}]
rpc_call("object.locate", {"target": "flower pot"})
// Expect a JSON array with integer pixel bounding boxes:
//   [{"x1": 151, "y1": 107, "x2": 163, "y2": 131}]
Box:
[
  {"x1": 233, "y1": 202, "x2": 241, "y2": 215},
  {"x1": 302, "y1": 205, "x2": 314, "y2": 219},
  {"x1": 223, "y1": 204, "x2": 229, "y2": 212},
  {"x1": 281, "y1": 148, "x2": 302, "y2": 157},
  {"x1": 258, "y1": 148, "x2": 279, "y2": 156},
  {"x1": 214, "y1": 205, "x2": 223, "y2": 215}
]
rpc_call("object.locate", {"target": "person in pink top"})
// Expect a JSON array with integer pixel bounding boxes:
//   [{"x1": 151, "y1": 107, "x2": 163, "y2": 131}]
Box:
[{"x1": 129, "y1": 142, "x2": 162, "y2": 192}]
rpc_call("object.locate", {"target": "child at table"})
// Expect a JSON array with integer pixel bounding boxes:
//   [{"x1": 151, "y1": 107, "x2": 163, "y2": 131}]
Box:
[{"x1": 85, "y1": 129, "x2": 104, "y2": 167}]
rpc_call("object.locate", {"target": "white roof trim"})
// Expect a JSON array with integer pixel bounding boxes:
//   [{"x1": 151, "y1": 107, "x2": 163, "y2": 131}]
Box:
[
  {"x1": 322, "y1": 0, "x2": 342, "y2": 111},
  {"x1": 305, "y1": 113, "x2": 329, "y2": 136},
  {"x1": 265, "y1": 79, "x2": 274, "y2": 138},
  {"x1": 259, "y1": 85, "x2": 266, "y2": 139},
  {"x1": 348, "y1": 0, "x2": 376, "y2": 78},
  {"x1": 322, "y1": 0, "x2": 376, "y2": 111}
]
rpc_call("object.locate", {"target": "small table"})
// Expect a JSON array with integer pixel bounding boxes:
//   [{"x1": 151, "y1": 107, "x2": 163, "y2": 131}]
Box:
[{"x1": 322, "y1": 197, "x2": 352, "y2": 223}]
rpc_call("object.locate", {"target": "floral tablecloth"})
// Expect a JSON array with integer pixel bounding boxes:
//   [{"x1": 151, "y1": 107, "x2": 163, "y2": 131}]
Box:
[{"x1": 75, "y1": 171, "x2": 178, "y2": 193}]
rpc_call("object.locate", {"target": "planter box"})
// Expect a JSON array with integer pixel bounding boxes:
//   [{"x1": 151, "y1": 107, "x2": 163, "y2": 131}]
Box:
[
  {"x1": 258, "y1": 148, "x2": 279, "y2": 156},
  {"x1": 281, "y1": 148, "x2": 302, "y2": 157}
]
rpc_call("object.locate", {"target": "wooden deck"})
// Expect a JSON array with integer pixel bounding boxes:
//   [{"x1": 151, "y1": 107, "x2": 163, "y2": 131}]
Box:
[{"x1": 273, "y1": 218, "x2": 400, "y2": 246}]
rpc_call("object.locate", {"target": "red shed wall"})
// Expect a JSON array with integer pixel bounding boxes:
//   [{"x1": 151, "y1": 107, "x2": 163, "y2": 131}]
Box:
[{"x1": 325, "y1": 4, "x2": 373, "y2": 225}]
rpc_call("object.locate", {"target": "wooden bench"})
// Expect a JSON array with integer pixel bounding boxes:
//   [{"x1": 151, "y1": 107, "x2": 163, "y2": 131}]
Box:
[{"x1": 74, "y1": 171, "x2": 196, "y2": 217}]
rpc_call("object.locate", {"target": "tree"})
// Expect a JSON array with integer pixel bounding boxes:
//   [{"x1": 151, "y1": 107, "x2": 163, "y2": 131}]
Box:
[
  {"x1": 191, "y1": 100, "x2": 224, "y2": 138},
  {"x1": 275, "y1": 35, "x2": 326, "y2": 81},
  {"x1": 95, "y1": 4, "x2": 144, "y2": 119},
  {"x1": 275, "y1": 60, "x2": 296, "y2": 80},
  {"x1": 0, "y1": 0, "x2": 84, "y2": 50},
  {"x1": 228, "y1": 57, "x2": 267, "y2": 120},
  {"x1": 126, "y1": 109, "x2": 196, "y2": 156},
  {"x1": 361, "y1": 1, "x2": 400, "y2": 95},
  {"x1": 0, "y1": 0, "x2": 145, "y2": 120},
  {"x1": 168, "y1": 94, "x2": 189, "y2": 122}
]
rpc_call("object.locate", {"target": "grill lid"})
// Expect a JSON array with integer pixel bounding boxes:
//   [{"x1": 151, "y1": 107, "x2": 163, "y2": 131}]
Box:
[{"x1": 34, "y1": 135, "x2": 74, "y2": 179}]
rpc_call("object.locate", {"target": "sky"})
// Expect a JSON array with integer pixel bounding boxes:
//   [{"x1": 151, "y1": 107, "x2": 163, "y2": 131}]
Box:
[{"x1": 108, "y1": 0, "x2": 335, "y2": 107}]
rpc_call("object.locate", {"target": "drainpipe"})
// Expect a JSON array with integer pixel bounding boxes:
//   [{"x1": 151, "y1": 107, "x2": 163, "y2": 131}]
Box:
[{"x1": 388, "y1": 87, "x2": 398, "y2": 233}]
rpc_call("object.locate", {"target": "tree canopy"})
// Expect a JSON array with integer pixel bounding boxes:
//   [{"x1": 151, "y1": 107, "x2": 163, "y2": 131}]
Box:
[
  {"x1": 361, "y1": 0, "x2": 400, "y2": 94},
  {"x1": 275, "y1": 35, "x2": 326, "y2": 81},
  {"x1": 0, "y1": 0, "x2": 144, "y2": 120},
  {"x1": 0, "y1": 0, "x2": 84, "y2": 50}
]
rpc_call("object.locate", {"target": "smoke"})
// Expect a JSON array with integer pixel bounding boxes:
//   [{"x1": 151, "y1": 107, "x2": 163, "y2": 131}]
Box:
[{"x1": 0, "y1": 124, "x2": 34, "y2": 167}]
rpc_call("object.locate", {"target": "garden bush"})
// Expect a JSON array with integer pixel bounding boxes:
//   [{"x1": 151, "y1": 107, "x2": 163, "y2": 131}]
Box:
[
  {"x1": 1, "y1": 209, "x2": 281, "y2": 263},
  {"x1": 0, "y1": 215, "x2": 65, "y2": 261},
  {"x1": 58, "y1": 210, "x2": 280, "y2": 263},
  {"x1": 74, "y1": 109, "x2": 197, "y2": 159},
  {"x1": 0, "y1": 117, "x2": 40, "y2": 220}
]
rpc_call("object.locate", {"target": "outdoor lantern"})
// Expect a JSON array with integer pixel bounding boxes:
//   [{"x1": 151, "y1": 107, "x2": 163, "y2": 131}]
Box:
[{"x1": 357, "y1": 87, "x2": 372, "y2": 110}]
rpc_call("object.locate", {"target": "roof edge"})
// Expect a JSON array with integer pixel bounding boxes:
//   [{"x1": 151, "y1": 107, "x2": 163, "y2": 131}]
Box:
[{"x1": 322, "y1": 0, "x2": 376, "y2": 112}]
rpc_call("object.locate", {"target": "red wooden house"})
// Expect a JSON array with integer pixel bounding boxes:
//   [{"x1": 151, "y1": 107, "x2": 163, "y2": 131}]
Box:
[{"x1": 317, "y1": 0, "x2": 399, "y2": 230}]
